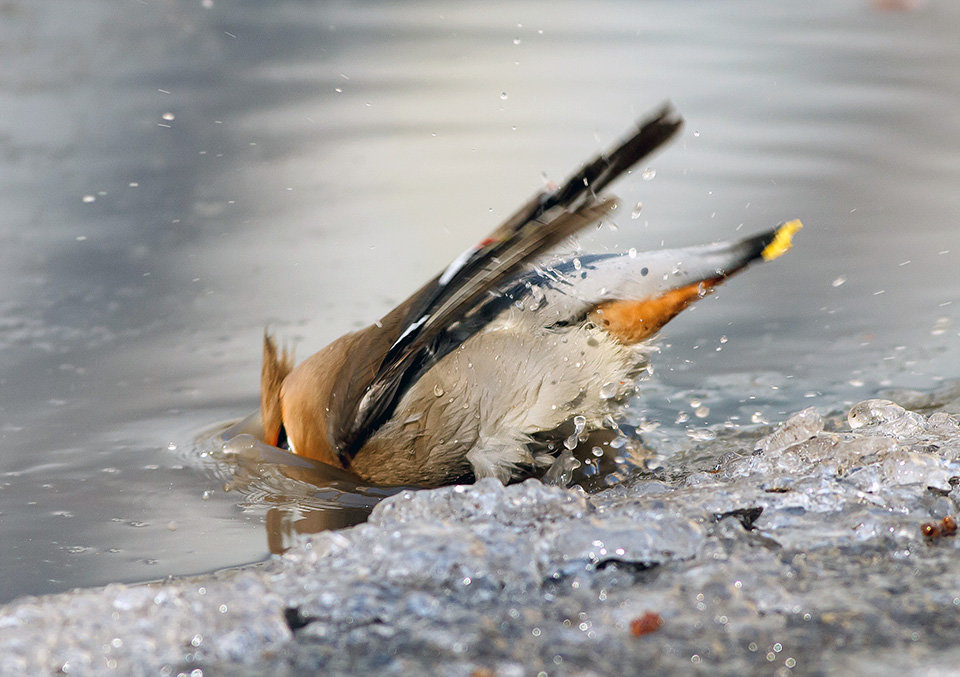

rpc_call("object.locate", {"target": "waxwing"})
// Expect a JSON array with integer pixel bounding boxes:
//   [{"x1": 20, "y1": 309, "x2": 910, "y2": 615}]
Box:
[{"x1": 260, "y1": 103, "x2": 800, "y2": 486}]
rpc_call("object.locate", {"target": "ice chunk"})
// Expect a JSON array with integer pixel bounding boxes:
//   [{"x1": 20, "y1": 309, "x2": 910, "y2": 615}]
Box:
[
  {"x1": 755, "y1": 407, "x2": 823, "y2": 455},
  {"x1": 880, "y1": 449, "x2": 953, "y2": 491},
  {"x1": 848, "y1": 399, "x2": 925, "y2": 437},
  {"x1": 547, "y1": 515, "x2": 705, "y2": 573}
]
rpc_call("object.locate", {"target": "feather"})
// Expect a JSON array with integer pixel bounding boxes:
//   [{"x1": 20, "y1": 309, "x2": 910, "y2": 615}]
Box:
[{"x1": 328, "y1": 103, "x2": 684, "y2": 459}]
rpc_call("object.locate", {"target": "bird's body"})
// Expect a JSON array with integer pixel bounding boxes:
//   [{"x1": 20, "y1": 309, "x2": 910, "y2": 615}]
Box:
[
  {"x1": 352, "y1": 306, "x2": 643, "y2": 485},
  {"x1": 260, "y1": 104, "x2": 799, "y2": 487}
]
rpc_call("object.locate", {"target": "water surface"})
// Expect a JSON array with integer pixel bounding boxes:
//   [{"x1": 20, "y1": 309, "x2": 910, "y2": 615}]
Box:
[{"x1": 1, "y1": 0, "x2": 959, "y2": 602}]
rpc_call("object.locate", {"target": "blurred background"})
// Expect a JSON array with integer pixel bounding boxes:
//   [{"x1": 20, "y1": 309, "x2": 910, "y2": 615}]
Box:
[{"x1": 1, "y1": 0, "x2": 959, "y2": 602}]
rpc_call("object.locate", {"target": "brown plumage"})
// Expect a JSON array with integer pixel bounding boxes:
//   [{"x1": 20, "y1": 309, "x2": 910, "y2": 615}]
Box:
[{"x1": 260, "y1": 334, "x2": 293, "y2": 451}]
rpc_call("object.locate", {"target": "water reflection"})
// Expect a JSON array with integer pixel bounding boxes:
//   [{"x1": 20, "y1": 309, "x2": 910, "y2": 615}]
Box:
[{"x1": 210, "y1": 415, "x2": 402, "y2": 553}]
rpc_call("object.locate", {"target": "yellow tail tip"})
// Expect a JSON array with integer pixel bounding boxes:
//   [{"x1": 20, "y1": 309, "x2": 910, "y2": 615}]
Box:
[{"x1": 761, "y1": 219, "x2": 802, "y2": 261}]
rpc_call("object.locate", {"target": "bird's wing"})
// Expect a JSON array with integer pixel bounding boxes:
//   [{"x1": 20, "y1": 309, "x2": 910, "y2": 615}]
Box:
[
  {"x1": 497, "y1": 222, "x2": 802, "y2": 329},
  {"x1": 328, "y1": 103, "x2": 684, "y2": 459}
]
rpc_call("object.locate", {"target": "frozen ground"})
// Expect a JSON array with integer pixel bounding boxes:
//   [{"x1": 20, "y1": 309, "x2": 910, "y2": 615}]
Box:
[{"x1": 5, "y1": 386, "x2": 960, "y2": 675}]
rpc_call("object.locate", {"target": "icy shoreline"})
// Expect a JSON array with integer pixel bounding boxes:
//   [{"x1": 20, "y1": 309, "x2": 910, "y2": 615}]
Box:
[{"x1": 5, "y1": 390, "x2": 960, "y2": 675}]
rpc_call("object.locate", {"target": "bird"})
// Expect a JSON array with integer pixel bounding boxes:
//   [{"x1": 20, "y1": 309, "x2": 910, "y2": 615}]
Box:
[{"x1": 259, "y1": 103, "x2": 800, "y2": 487}]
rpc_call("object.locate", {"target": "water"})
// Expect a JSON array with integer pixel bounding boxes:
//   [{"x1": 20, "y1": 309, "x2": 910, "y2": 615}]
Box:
[{"x1": 2, "y1": 0, "x2": 960, "y2": 604}]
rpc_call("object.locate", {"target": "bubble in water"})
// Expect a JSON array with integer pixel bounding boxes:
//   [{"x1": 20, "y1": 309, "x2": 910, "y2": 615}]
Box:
[
  {"x1": 695, "y1": 406, "x2": 710, "y2": 418},
  {"x1": 599, "y1": 382, "x2": 618, "y2": 400},
  {"x1": 631, "y1": 202, "x2": 643, "y2": 219},
  {"x1": 82, "y1": 195, "x2": 96, "y2": 203},
  {"x1": 641, "y1": 169, "x2": 656, "y2": 181},
  {"x1": 513, "y1": 37, "x2": 521, "y2": 45},
  {"x1": 831, "y1": 276, "x2": 847, "y2": 287},
  {"x1": 434, "y1": 384, "x2": 445, "y2": 397},
  {"x1": 161, "y1": 112, "x2": 175, "y2": 121},
  {"x1": 500, "y1": 92, "x2": 508, "y2": 100},
  {"x1": 573, "y1": 258, "x2": 582, "y2": 270},
  {"x1": 591, "y1": 446, "x2": 604, "y2": 457},
  {"x1": 628, "y1": 247, "x2": 637, "y2": 258}
]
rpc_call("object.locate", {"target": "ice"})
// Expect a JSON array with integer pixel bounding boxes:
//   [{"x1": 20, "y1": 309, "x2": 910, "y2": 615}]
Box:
[
  {"x1": 755, "y1": 406, "x2": 823, "y2": 454},
  {"x1": 848, "y1": 399, "x2": 925, "y2": 436},
  {"x1": 6, "y1": 392, "x2": 960, "y2": 674}
]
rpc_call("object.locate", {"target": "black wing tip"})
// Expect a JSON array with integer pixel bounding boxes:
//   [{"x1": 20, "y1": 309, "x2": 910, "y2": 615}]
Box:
[
  {"x1": 576, "y1": 102, "x2": 685, "y2": 200},
  {"x1": 636, "y1": 100, "x2": 683, "y2": 134}
]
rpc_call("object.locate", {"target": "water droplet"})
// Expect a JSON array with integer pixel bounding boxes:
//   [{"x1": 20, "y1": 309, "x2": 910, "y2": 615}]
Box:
[
  {"x1": 831, "y1": 276, "x2": 847, "y2": 287},
  {"x1": 201, "y1": 490, "x2": 212, "y2": 500},
  {"x1": 500, "y1": 91, "x2": 508, "y2": 100},
  {"x1": 573, "y1": 258, "x2": 582, "y2": 270},
  {"x1": 693, "y1": 130, "x2": 700, "y2": 137},
  {"x1": 631, "y1": 202, "x2": 643, "y2": 219},
  {"x1": 433, "y1": 384, "x2": 445, "y2": 397},
  {"x1": 573, "y1": 415, "x2": 586, "y2": 434},
  {"x1": 82, "y1": 195, "x2": 95, "y2": 203},
  {"x1": 641, "y1": 168, "x2": 656, "y2": 181},
  {"x1": 161, "y1": 112, "x2": 175, "y2": 121},
  {"x1": 513, "y1": 37, "x2": 521, "y2": 45},
  {"x1": 591, "y1": 446, "x2": 604, "y2": 458},
  {"x1": 695, "y1": 405, "x2": 710, "y2": 418},
  {"x1": 599, "y1": 382, "x2": 618, "y2": 399}
]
